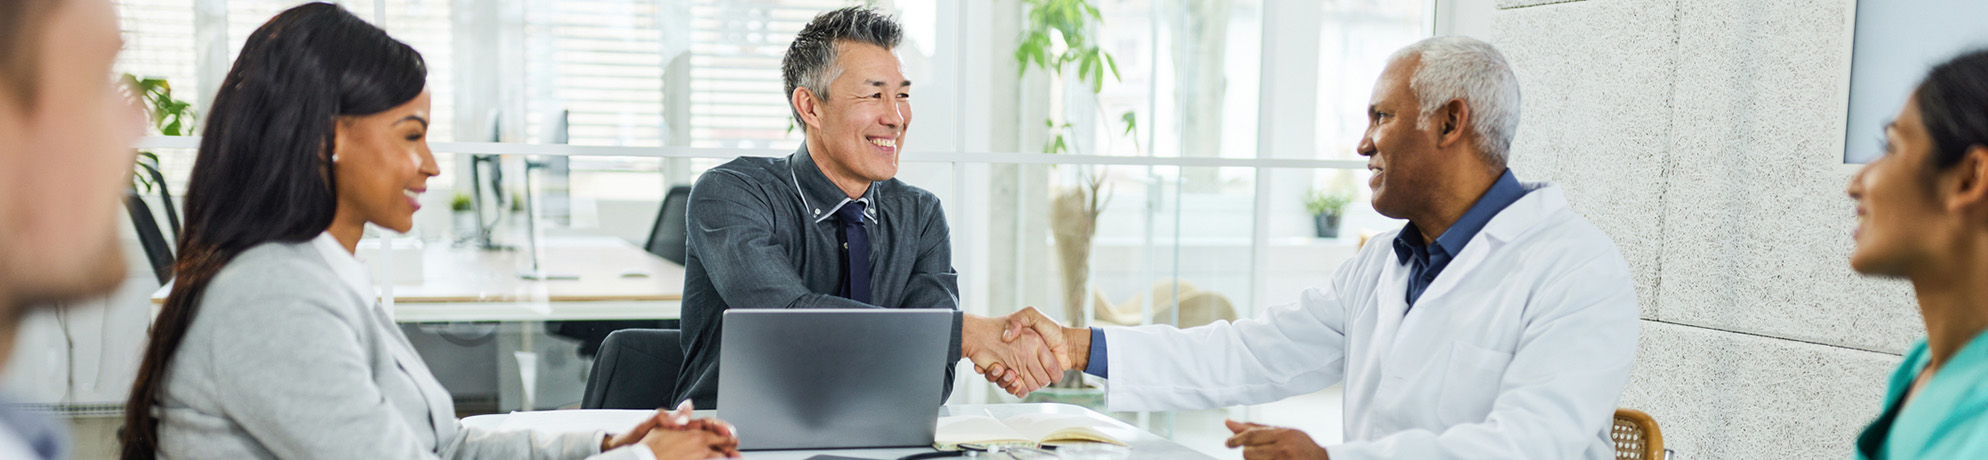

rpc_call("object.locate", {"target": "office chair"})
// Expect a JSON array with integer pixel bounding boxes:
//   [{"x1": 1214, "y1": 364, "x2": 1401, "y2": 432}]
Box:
[
  {"x1": 581, "y1": 328, "x2": 684, "y2": 410},
  {"x1": 645, "y1": 185, "x2": 693, "y2": 265},
  {"x1": 125, "y1": 190, "x2": 175, "y2": 285},
  {"x1": 1611, "y1": 408, "x2": 1674, "y2": 460}
]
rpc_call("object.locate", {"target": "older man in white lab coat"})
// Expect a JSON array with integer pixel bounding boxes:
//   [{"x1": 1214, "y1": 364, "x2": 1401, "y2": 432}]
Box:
[{"x1": 989, "y1": 36, "x2": 1639, "y2": 460}]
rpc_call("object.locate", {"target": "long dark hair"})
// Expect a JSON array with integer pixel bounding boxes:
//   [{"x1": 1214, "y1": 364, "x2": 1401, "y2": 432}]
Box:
[
  {"x1": 1916, "y1": 49, "x2": 1988, "y2": 171},
  {"x1": 119, "y1": 4, "x2": 425, "y2": 458}
]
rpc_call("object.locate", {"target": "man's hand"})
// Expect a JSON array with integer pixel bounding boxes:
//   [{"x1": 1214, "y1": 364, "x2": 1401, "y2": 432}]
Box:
[
  {"x1": 997, "y1": 307, "x2": 1075, "y2": 369},
  {"x1": 976, "y1": 328, "x2": 1062, "y2": 396},
  {"x1": 962, "y1": 313, "x2": 1064, "y2": 396},
  {"x1": 1224, "y1": 420, "x2": 1329, "y2": 460}
]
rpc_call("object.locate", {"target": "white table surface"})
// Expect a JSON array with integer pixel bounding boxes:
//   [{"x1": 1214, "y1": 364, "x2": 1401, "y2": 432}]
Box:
[
  {"x1": 461, "y1": 403, "x2": 1216, "y2": 460},
  {"x1": 150, "y1": 235, "x2": 684, "y2": 322}
]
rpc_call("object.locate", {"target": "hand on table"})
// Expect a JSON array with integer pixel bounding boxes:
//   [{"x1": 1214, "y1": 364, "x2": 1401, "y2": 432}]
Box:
[
  {"x1": 603, "y1": 401, "x2": 742, "y2": 459},
  {"x1": 1224, "y1": 420, "x2": 1329, "y2": 460}
]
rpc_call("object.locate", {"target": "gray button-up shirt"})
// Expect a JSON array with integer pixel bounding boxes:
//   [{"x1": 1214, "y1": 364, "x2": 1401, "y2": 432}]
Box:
[{"x1": 674, "y1": 144, "x2": 963, "y2": 408}]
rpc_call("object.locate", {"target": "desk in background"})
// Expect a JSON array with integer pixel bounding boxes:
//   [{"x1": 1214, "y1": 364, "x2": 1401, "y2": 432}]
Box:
[
  {"x1": 150, "y1": 235, "x2": 685, "y2": 322},
  {"x1": 461, "y1": 403, "x2": 1217, "y2": 460},
  {"x1": 151, "y1": 235, "x2": 687, "y2": 411}
]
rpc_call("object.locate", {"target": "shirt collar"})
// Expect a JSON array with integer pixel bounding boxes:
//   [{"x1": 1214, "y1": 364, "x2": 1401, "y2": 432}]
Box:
[
  {"x1": 1393, "y1": 169, "x2": 1529, "y2": 264},
  {"x1": 311, "y1": 232, "x2": 378, "y2": 303},
  {"x1": 790, "y1": 143, "x2": 880, "y2": 224}
]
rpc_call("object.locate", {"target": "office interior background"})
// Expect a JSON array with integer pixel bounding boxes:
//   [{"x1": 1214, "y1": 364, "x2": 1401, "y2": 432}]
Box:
[{"x1": 0, "y1": 0, "x2": 1923, "y2": 458}]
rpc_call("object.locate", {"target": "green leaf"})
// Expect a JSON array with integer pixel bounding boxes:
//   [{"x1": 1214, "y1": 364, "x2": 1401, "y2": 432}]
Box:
[
  {"x1": 1102, "y1": 51, "x2": 1121, "y2": 82},
  {"x1": 1090, "y1": 59, "x2": 1105, "y2": 93},
  {"x1": 1120, "y1": 111, "x2": 1138, "y2": 136}
]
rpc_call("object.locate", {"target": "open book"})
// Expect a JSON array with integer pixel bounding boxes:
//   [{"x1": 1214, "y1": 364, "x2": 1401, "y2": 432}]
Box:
[{"x1": 934, "y1": 412, "x2": 1134, "y2": 449}]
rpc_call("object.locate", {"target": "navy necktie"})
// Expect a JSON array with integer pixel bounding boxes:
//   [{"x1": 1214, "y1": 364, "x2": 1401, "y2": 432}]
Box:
[{"x1": 835, "y1": 201, "x2": 871, "y2": 304}]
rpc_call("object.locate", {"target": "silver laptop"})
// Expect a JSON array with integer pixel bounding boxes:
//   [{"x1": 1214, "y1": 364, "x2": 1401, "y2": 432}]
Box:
[{"x1": 716, "y1": 309, "x2": 953, "y2": 450}]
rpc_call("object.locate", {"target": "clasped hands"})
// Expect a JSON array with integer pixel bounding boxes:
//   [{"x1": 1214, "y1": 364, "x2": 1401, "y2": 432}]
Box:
[
  {"x1": 601, "y1": 401, "x2": 741, "y2": 460},
  {"x1": 960, "y1": 307, "x2": 1084, "y2": 397}
]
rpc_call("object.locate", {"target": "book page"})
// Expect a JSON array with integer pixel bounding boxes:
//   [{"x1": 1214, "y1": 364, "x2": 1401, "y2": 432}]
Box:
[
  {"x1": 934, "y1": 415, "x2": 1032, "y2": 448},
  {"x1": 998, "y1": 413, "x2": 1132, "y2": 446}
]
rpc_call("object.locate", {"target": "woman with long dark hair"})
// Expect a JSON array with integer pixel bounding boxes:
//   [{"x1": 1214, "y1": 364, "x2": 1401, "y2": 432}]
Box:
[
  {"x1": 1847, "y1": 49, "x2": 1988, "y2": 459},
  {"x1": 117, "y1": 4, "x2": 736, "y2": 459}
]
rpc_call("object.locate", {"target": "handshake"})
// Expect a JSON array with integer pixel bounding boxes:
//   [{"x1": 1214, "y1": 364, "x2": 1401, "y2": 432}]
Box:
[{"x1": 960, "y1": 307, "x2": 1085, "y2": 397}]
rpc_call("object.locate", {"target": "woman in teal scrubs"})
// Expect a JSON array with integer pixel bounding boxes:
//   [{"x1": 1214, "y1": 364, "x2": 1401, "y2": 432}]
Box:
[{"x1": 1846, "y1": 48, "x2": 1988, "y2": 459}]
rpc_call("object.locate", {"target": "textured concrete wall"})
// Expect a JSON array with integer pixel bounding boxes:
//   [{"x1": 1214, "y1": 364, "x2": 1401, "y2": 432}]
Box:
[{"x1": 1490, "y1": 0, "x2": 1921, "y2": 458}]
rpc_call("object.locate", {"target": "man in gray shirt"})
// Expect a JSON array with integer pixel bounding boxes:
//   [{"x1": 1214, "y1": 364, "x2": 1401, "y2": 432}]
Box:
[
  {"x1": 674, "y1": 6, "x2": 1068, "y2": 409},
  {"x1": 0, "y1": 0, "x2": 150, "y2": 458}
]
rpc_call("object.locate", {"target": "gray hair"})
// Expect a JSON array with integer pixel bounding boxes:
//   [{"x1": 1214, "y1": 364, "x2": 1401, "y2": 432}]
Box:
[
  {"x1": 781, "y1": 6, "x2": 903, "y2": 133},
  {"x1": 1389, "y1": 36, "x2": 1522, "y2": 166}
]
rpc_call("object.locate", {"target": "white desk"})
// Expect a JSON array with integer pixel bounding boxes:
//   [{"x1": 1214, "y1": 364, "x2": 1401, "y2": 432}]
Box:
[
  {"x1": 151, "y1": 235, "x2": 684, "y2": 322},
  {"x1": 147, "y1": 235, "x2": 684, "y2": 411},
  {"x1": 461, "y1": 403, "x2": 1217, "y2": 460}
]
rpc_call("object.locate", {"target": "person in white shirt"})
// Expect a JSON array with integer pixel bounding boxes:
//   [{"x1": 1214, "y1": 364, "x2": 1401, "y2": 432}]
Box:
[
  {"x1": 0, "y1": 0, "x2": 149, "y2": 458},
  {"x1": 989, "y1": 36, "x2": 1640, "y2": 460},
  {"x1": 115, "y1": 4, "x2": 738, "y2": 460}
]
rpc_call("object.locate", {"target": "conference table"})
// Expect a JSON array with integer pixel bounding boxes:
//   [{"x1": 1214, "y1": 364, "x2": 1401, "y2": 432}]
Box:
[{"x1": 461, "y1": 403, "x2": 1218, "y2": 460}]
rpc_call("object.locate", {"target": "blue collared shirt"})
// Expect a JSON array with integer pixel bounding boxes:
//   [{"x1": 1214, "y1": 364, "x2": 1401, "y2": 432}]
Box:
[
  {"x1": 1392, "y1": 169, "x2": 1528, "y2": 308},
  {"x1": 1083, "y1": 170, "x2": 1530, "y2": 378}
]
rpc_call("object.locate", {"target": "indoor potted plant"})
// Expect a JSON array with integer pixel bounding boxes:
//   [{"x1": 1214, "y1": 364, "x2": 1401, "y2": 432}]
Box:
[
  {"x1": 1305, "y1": 187, "x2": 1353, "y2": 239},
  {"x1": 450, "y1": 193, "x2": 475, "y2": 240}
]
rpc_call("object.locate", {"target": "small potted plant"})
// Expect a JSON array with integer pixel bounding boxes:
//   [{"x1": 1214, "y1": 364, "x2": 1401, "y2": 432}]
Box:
[
  {"x1": 1305, "y1": 187, "x2": 1354, "y2": 239},
  {"x1": 450, "y1": 193, "x2": 474, "y2": 239}
]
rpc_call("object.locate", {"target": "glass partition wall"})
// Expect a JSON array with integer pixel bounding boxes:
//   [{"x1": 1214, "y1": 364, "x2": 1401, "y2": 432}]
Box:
[{"x1": 116, "y1": 0, "x2": 1430, "y2": 450}]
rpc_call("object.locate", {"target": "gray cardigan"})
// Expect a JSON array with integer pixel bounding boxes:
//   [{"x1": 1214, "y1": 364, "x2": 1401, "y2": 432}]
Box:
[{"x1": 153, "y1": 241, "x2": 640, "y2": 460}]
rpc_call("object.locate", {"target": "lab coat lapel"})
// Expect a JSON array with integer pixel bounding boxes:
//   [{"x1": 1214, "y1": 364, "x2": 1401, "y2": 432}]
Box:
[
  {"x1": 1392, "y1": 183, "x2": 1559, "y2": 348},
  {"x1": 1409, "y1": 236, "x2": 1501, "y2": 312},
  {"x1": 1364, "y1": 253, "x2": 1414, "y2": 368}
]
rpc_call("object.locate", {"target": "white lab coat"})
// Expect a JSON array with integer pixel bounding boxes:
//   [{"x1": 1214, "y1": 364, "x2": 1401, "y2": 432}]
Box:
[{"x1": 1101, "y1": 182, "x2": 1638, "y2": 460}]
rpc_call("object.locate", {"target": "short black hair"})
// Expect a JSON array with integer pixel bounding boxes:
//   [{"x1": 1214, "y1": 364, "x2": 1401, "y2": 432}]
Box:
[
  {"x1": 1916, "y1": 49, "x2": 1988, "y2": 170},
  {"x1": 780, "y1": 6, "x2": 902, "y2": 132}
]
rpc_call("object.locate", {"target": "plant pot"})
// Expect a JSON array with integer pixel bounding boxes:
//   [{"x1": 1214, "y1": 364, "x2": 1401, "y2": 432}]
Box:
[
  {"x1": 1023, "y1": 375, "x2": 1106, "y2": 411},
  {"x1": 1313, "y1": 212, "x2": 1342, "y2": 239},
  {"x1": 452, "y1": 211, "x2": 476, "y2": 239}
]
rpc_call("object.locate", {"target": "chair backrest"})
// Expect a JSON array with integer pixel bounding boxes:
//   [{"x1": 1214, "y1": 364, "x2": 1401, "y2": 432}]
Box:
[
  {"x1": 124, "y1": 190, "x2": 175, "y2": 285},
  {"x1": 138, "y1": 161, "x2": 180, "y2": 238},
  {"x1": 645, "y1": 186, "x2": 693, "y2": 265},
  {"x1": 1611, "y1": 408, "x2": 1665, "y2": 460},
  {"x1": 1153, "y1": 290, "x2": 1237, "y2": 329},
  {"x1": 582, "y1": 328, "x2": 685, "y2": 410}
]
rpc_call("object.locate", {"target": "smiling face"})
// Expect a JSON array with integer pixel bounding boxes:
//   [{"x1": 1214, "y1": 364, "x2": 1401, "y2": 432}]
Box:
[
  {"x1": 1846, "y1": 94, "x2": 1985, "y2": 278},
  {"x1": 331, "y1": 91, "x2": 438, "y2": 234},
  {"x1": 0, "y1": 0, "x2": 146, "y2": 307},
  {"x1": 794, "y1": 41, "x2": 910, "y2": 197},
  {"x1": 1356, "y1": 55, "x2": 1449, "y2": 222}
]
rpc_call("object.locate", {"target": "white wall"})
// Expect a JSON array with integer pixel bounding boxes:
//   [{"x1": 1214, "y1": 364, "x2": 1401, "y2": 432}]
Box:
[{"x1": 1489, "y1": 0, "x2": 1915, "y2": 458}]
